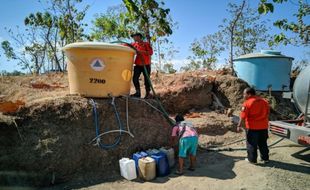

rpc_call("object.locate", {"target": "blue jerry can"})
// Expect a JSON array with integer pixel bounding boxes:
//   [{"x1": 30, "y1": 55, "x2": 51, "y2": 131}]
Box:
[
  {"x1": 133, "y1": 151, "x2": 148, "y2": 173},
  {"x1": 151, "y1": 152, "x2": 170, "y2": 177}
]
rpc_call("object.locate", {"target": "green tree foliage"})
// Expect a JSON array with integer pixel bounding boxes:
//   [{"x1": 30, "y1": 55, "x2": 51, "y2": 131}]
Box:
[
  {"x1": 92, "y1": 0, "x2": 174, "y2": 43},
  {"x1": 258, "y1": 0, "x2": 309, "y2": 45},
  {"x1": 220, "y1": 0, "x2": 270, "y2": 74},
  {"x1": 24, "y1": 11, "x2": 63, "y2": 71},
  {"x1": 1, "y1": 70, "x2": 25, "y2": 76},
  {"x1": 233, "y1": 8, "x2": 270, "y2": 55},
  {"x1": 2, "y1": 0, "x2": 89, "y2": 74},
  {"x1": 25, "y1": 43, "x2": 46, "y2": 74},
  {"x1": 291, "y1": 51, "x2": 310, "y2": 75},
  {"x1": 163, "y1": 63, "x2": 176, "y2": 74},
  {"x1": 188, "y1": 32, "x2": 224, "y2": 70},
  {"x1": 180, "y1": 57, "x2": 201, "y2": 72},
  {"x1": 220, "y1": 0, "x2": 246, "y2": 74},
  {"x1": 25, "y1": 0, "x2": 89, "y2": 71},
  {"x1": 92, "y1": 5, "x2": 135, "y2": 41},
  {"x1": 156, "y1": 39, "x2": 178, "y2": 73},
  {"x1": 1, "y1": 41, "x2": 16, "y2": 60},
  {"x1": 1, "y1": 27, "x2": 43, "y2": 74},
  {"x1": 52, "y1": 0, "x2": 89, "y2": 43},
  {"x1": 92, "y1": 1, "x2": 176, "y2": 72},
  {"x1": 122, "y1": 0, "x2": 173, "y2": 43}
]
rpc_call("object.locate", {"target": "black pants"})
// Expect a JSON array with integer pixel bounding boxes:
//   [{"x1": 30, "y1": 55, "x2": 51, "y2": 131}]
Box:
[
  {"x1": 133, "y1": 65, "x2": 151, "y2": 93},
  {"x1": 246, "y1": 129, "x2": 269, "y2": 163}
]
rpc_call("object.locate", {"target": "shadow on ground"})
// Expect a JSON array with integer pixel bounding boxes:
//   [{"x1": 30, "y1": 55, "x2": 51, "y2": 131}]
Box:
[
  {"x1": 4, "y1": 148, "x2": 309, "y2": 190},
  {"x1": 291, "y1": 147, "x2": 310, "y2": 163},
  {"x1": 40, "y1": 151, "x2": 243, "y2": 189}
]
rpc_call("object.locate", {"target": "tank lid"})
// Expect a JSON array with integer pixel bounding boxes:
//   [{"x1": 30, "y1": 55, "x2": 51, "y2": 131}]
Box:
[
  {"x1": 234, "y1": 50, "x2": 294, "y2": 61},
  {"x1": 260, "y1": 50, "x2": 281, "y2": 55},
  {"x1": 62, "y1": 42, "x2": 136, "y2": 53}
]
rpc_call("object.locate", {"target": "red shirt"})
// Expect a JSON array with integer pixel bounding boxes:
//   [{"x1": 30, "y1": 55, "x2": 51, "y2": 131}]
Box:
[
  {"x1": 240, "y1": 96, "x2": 270, "y2": 130},
  {"x1": 131, "y1": 41, "x2": 153, "y2": 65}
]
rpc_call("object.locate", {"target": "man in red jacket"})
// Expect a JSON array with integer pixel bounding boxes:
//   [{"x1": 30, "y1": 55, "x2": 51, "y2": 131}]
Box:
[
  {"x1": 130, "y1": 33, "x2": 153, "y2": 98},
  {"x1": 237, "y1": 87, "x2": 270, "y2": 164}
]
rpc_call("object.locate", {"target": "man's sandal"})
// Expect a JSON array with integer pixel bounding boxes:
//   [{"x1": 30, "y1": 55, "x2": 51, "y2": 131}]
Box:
[{"x1": 174, "y1": 170, "x2": 184, "y2": 175}]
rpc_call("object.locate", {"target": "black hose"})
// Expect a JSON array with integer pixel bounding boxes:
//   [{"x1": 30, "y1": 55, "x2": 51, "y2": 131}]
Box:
[
  {"x1": 200, "y1": 137, "x2": 284, "y2": 152},
  {"x1": 111, "y1": 40, "x2": 175, "y2": 126},
  {"x1": 90, "y1": 98, "x2": 123, "y2": 149}
]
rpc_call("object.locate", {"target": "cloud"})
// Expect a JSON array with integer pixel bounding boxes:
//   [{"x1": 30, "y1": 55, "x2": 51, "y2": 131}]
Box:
[
  {"x1": 169, "y1": 59, "x2": 190, "y2": 70},
  {"x1": 152, "y1": 59, "x2": 189, "y2": 71},
  {"x1": 154, "y1": 58, "x2": 230, "y2": 72},
  {"x1": 168, "y1": 58, "x2": 230, "y2": 71}
]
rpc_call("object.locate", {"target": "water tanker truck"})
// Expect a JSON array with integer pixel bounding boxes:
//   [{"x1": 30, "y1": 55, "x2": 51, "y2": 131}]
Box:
[{"x1": 269, "y1": 65, "x2": 310, "y2": 146}]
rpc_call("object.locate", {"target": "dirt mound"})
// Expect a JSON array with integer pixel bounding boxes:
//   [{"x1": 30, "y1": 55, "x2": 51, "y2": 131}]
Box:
[
  {"x1": 0, "y1": 73, "x2": 69, "y2": 104},
  {"x1": 149, "y1": 71, "x2": 251, "y2": 114},
  {"x1": 0, "y1": 71, "x2": 296, "y2": 118},
  {"x1": 257, "y1": 92, "x2": 298, "y2": 120},
  {"x1": 210, "y1": 74, "x2": 297, "y2": 119},
  {"x1": 0, "y1": 71, "x2": 249, "y2": 114},
  {"x1": 185, "y1": 111, "x2": 244, "y2": 147},
  {"x1": 212, "y1": 75, "x2": 249, "y2": 111},
  {"x1": 0, "y1": 71, "x2": 248, "y2": 115},
  {"x1": 0, "y1": 96, "x2": 171, "y2": 186},
  {"x1": 153, "y1": 72, "x2": 214, "y2": 113}
]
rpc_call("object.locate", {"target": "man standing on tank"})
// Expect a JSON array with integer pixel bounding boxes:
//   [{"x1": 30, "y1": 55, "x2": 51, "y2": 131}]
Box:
[
  {"x1": 130, "y1": 33, "x2": 153, "y2": 99},
  {"x1": 237, "y1": 87, "x2": 270, "y2": 164}
]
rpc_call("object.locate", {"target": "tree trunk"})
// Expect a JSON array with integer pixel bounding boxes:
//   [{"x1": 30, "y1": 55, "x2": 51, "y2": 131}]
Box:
[
  {"x1": 25, "y1": 63, "x2": 33, "y2": 74},
  {"x1": 34, "y1": 55, "x2": 40, "y2": 75},
  {"x1": 144, "y1": 21, "x2": 151, "y2": 44},
  {"x1": 60, "y1": 39, "x2": 65, "y2": 71},
  {"x1": 157, "y1": 40, "x2": 161, "y2": 72},
  {"x1": 230, "y1": 29, "x2": 234, "y2": 74},
  {"x1": 67, "y1": 0, "x2": 74, "y2": 43},
  {"x1": 229, "y1": 0, "x2": 245, "y2": 76},
  {"x1": 44, "y1": 26, "x2": 62, "y2": 72},
  {"x1": 242, "y1": 19, "x2": 246, "y2": 55},
  {"x1": 47, "y1": 39, "x2": 62, "y2": 72}
]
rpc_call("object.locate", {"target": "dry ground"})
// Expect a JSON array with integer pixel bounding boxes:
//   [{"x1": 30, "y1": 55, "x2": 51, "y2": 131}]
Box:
[{"x1": 73, "y1": 139, "x2": 309, "y2": 190}]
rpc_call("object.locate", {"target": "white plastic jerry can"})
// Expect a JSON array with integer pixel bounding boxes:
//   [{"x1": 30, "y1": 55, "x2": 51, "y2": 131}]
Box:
[
  {"x1": 146, "y1": 149, "x2": 153, "y2": 155},
  {"x1": 160, "y1": 147, "x2": 175, "y2": 168},
  {"x1": 119, "y1": 158, "x2": 137, "y2": 180},
  {"x1": 152, "y1": 149, "x2": 160, "y2": 154},
  {"x1": 146, "y1": 148, "x2": 160, "y2": 155}
]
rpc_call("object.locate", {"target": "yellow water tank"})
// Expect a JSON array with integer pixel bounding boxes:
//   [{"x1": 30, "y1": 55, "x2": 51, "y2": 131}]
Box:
[{"x1": 63, "y1": 42, "x2": 135, "y2": 97}]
